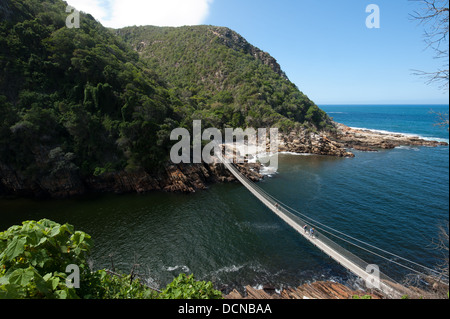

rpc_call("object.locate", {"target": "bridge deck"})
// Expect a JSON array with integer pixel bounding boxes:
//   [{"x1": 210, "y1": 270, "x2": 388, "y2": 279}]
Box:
[{"x1": 217, "y1": 154, "x2": 403, "y2": 298}]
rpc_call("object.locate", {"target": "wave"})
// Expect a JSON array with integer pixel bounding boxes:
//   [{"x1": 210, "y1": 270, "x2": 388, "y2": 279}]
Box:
[
  {"x1": 278, "y1": 152, "x2": 312, "y2": 156},
  {"x1": 259, "y1": 165, "x2": 278, "y2": 177},
  {"x1": 240, "y1": 221, "x2": 283, "y2": 232},
  {"x1": 166, "y1": 265, "x2": 191, "y2": 273},
  {"x1": 213, "y1": 265, "x2": 245, "y2": 275},
  {"x1": 395, "y1": 145, "x2": 420, "y2": 151},
  {"x1": 257, "y1": 152, "x2": 313, "y2": 177}
]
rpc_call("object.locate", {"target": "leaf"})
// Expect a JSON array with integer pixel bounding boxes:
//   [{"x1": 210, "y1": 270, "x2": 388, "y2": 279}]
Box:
[
  {"x1": 30, "y1": 249, "x2": 49, "y2": 268},
  {"x1": 7, "y1": 268, "x2": 35, "y2": 286},
  {"x1": 35, "y1": 272, "x2": 52, "y2": 296},
  {"x1": 0, "y1": 284, "x2": 26, "y2": 299},
  {"x1": 55, "y1": 290, "x2": 67, "y2": 299},
  {"x1": 50, "y1": 277, "x2": 60, "y2": 290},
  {"x1": 2, "y1": 237, "x2": 26, "y2": 261},
  {"x1": 38, "y1": 237, "x2": 47, "y2": 246},
  {"x1": 43, "y1": 273, "x2": 52, "y2": 281},
  {"x1": 49, "y1": 225, "x2": 61, "y2": 238}
]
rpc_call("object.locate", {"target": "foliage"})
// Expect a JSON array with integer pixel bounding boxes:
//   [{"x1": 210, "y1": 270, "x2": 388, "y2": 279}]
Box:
[
  {"x1": 0, "y1": 0, "x2": 333, "y2": 196},
  {"x1": 0, "y1": 0, "x2": 178, "y2": 184},
  {"x1": 117, "y1": 25, "x2": 333, "y2": 132},
  {"x1": 86, "y1": 270, "x2": 159, "y2": 299},
  {"x1": 352, "y1": 295, "x2": 373, "y2": 299},
  {"x1": 0, "y1": 219, "x2": 92, "y2": 299},
  {"x1": 158, "y1": 273, "x2": 223, "y2": 300},
  {"x1": 410, "y1": 0, "x2": 449, "y2": 90},
  {"x1": 0, "y1": 219, "x2": 223, "y2": 299}
]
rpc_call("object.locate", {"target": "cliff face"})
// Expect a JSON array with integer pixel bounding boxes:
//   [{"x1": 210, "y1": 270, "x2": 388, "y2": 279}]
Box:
[
  {"x1": 207, "y1": 26, "x2": 287, "y2": 79},
  {"x1": 0, "y1": 161, "x2": 263, "y2": 199},
  {"x1": 1, "y1": 126, "x2": 354, "y2": 198},
  {"x1": 2, "y1": 122, "x2": 447, "y2": 199},
  {"x1": 0, "y1": 2, "x2": 445, "y2": 199},
  {"x1": 4, "y1": 118, "x2": 449, "y2": 199}
]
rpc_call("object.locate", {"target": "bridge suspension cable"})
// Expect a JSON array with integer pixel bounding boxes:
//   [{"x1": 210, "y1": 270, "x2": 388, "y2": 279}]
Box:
[
  {"x1": 223, "y1": 157, "x2": 448, "y2": 283},
  {"x1": 248, "y1": 174, "x2": 448, "y2": 281}
]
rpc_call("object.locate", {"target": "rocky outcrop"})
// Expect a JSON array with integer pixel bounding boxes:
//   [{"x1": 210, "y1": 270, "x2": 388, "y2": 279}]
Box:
[
  {"x1": 0, "y1": 161, "x2": 263, "y2": 199},
  {"x1": 330, "y1": 122, "x2": 448, "y2": 151},
  {"x1": 224, "y1": 279, "x2": 439, "y2": 299},
  {"x1": 276, "y1": 122, "x2": 448, "y2": 156},
  {"x1": 278, "y1": 129, "x2": 355, "y2": 157},
  {"x1": 208, "y1": 26, "x2": 288, "y2": 80},
  {"x1": 1, "y1": 121, "x2": 446, "y2": 199},
  {"x1": 224, "y1": 281, "x2": 384, "y2": 300},
  {"x1": 86, "y1": 162, "x2": 262, "y2": 195}
]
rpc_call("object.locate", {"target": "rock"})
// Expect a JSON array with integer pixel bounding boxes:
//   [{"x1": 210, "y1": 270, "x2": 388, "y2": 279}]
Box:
[
  {"x1": 263, "y1": 284, "x2": 277, "y2": 295},
  {"x1": 209, "y1": 26, "x2": 287, "y2": 79},
  {"x1": 330, "y1": 122, "x2": 448, "y2": 150},
  {"x1": 0, "y1": 159, "x2": 263, "y2": 199},
  {"x1": 3, "y1": 120, "x2": 445, "y2": 199},
  {"x1": 224, "y1": 281, "x2": 384, "y2": 300},
  {"x1": 224, "y1": 289, "x2": 244, "y2": 299},
  {"x1": 277, "y1": 128, "x2": 355, "y2": 158}
]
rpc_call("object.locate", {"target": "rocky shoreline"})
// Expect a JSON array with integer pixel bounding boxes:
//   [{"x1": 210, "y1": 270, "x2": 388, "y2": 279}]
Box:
[
  {"x1": 223, "y1": 280, "x2": 439, "y2": 300},
  {"x1": 0, "y1": 161, "x2": 263, "y2": 199},
  {"x1": 1, "y1": 123, "x2": 447, "y2": 300},
  {"x1": 224, "y1": 281, "x2": 385, "y2": 300},
  {"x1": 0, "y1": 123, "x2": 447, "y2": 199},
  {"x1": 330, "y1": 122, "x2": 448, "y2": 152}
]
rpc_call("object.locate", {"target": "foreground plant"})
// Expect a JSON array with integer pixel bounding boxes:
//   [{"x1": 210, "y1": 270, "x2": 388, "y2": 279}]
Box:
[
  {"x1": 0, "y1": 219, "x2": 223, "y2": 299},
  {"x1": 0, "y1": 219, "x2": 93, "y2": 298}
]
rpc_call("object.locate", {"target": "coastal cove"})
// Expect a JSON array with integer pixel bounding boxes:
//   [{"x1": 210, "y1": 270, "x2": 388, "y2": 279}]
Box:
[
  {"x1": 0, "y1": 105, "x2": 448, "y2": 294},
  {"x1": 1, "y1": 0, "x2": 449, "y2": 301}
]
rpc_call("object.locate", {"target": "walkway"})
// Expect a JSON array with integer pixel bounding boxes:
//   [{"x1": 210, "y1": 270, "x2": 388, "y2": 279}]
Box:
[{"x1": 216, "y1": 152, "x2": 404, "y2": 298}]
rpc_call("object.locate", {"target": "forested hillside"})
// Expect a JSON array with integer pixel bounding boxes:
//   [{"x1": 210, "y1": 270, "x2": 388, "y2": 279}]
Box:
[
  {"x1": 0, "y1": 0, "x2": 333, "y2": 197},
  {"x1": 117, "y1": 25, "x2": 332, "y2": 131},
  {"x1": 0, "y1": 0, "x2": 181, "y2": 181}
]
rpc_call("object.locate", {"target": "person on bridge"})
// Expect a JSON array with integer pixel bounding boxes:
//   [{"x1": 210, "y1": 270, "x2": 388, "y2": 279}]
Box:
[
  {"x1": 310, "y1": 228, "x2": 315, "y2": 238},
  {"x1": 303, "y1": 225, "x2": 308, "y2": 234}
]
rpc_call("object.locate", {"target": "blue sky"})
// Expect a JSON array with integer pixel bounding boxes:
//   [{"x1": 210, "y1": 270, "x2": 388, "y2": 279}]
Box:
[{"x1": 67, "y1": 0, "x2": 449, "y2": 105}]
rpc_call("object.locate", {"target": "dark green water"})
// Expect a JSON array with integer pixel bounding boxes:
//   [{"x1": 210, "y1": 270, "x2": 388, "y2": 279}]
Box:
[
  {"x1": 1, "y1": 105, "x2": 449, "y2": 291},
  {"x1": 0, "y1": 151, "x2": 448, "y2": 291},
  {"x1": 0, "y1": 157, "x2": 345, "y2": 291}
]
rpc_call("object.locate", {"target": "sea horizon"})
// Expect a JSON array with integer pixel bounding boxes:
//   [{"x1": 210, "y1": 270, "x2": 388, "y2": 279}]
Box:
[{"x1": 320, "y1": 103, "x2": 449, "y2": 106}]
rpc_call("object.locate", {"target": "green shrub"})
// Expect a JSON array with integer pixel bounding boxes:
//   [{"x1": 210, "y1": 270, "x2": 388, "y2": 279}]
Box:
[
  {"x1": 159, "y1": 273, "x2": 223, "y2": 300},
  {"x1": 0, "y1": 219, "x2": 92, "y2": 299},
  {"x1": 0, "y1": 219, "x2": 223, "y2": 299},
  {"x1": 352, "y1": 295, "x2": 372, "y2": 299},
  {"x1": 87, "y1": 270, "x2": 158, "y2": 299}
]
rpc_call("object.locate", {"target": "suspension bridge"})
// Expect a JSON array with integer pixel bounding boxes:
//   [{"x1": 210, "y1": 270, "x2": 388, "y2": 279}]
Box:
[{"x1": 215, "y1": 150, "x2": 448, "y2": 299}]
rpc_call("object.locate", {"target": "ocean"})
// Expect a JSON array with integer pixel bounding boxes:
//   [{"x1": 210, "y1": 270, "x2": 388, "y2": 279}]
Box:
[{"x1": 0, "y1": 104, "x2": 448, "y2": 291}]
